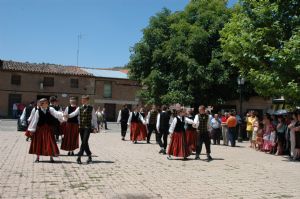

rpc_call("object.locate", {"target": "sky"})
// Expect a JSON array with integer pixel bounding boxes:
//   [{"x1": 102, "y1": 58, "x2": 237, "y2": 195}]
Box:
[{"x1": 0, "y1": 0, "x2": 238, "y2": 68}]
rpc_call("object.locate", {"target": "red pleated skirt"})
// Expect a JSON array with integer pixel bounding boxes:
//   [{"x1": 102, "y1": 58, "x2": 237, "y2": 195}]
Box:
[
  {"x1": 130, "y1": 122, "x2": 146, "y2": 141},
  {"x1": 186, "y1": 129, "x2": 197, "y2": 152},
  {"x1": 61, "y1": 122, "x2": 79, "y2": 151},
  {"x1": 138, "y1": 123, "x2": 147, "y2": 141},
  {"x1": 29, "y1": 124, "x2": 59, "y2": 156},
  {"x1": 168, "y1": 131, "x2": 191, "y2": 158}
]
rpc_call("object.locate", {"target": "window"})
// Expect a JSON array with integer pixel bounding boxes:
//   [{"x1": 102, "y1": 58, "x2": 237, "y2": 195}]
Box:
[
  {"x1": 11, "y1": 75, "x2": 21, "y2": 85},
  {"x1": 43, "y1": 77, "x2": 54, "y2": 87},
  {"x1": 70, "y1": 79, "x2": 79, "y2": 88},
  {"x1": 103, "y1": 82, "x2": 112, "y2": 98}
]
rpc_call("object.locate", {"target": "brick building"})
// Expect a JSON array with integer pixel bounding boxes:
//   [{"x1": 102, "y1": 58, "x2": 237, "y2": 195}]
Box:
[{"x1": 0, "y1": 60, "x2": 140, "y2": 120}]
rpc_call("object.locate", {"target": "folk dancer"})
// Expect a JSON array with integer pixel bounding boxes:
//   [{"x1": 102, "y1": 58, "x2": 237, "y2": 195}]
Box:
[
  {"x1": 66, "y1": 95, "x2": 98, "y2": 164},
  {"x1": 194, "y1": 105, "x2": 213, "y2": 161},
  {"x1": 49, "y1": 96, "x2": 62, "y2": 142},
  {"x1": 168, "y1": 107, "x2": 194, "y2": 160},
  {"x1": 61, "y1": 97, "x2": 80, "y2": 156},
  {"x1": 127, "y1": 105, "x2": 146, "y2": 144},
  {"x1": 28, "y1": 98, "x2": 63, "y2": 163},
  {"x1": 146, "y1": 105, "x2": 159, "y2": 144},
  {"x1": 185, "y1": 108, "x2": 197, "y2": 152},
  {"x1": 20, "y1": 101, "x2": 36, "y2": 141},
  {"x1": 156, "y1": 105, "x2": 171, "y2": 155},
  {"x1": 117, "y1": 104, "x2": 130, "y2": 141}
]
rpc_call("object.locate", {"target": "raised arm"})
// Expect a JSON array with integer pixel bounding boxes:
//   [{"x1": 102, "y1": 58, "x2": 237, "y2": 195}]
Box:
[
  {"x1": 117, "y1": 110, "x2": 121, "y2": 123},
  {"x1": 193, "y1": 115, "x2": 199, "y2": 129},
  {"x1": 20, "y1": 108, "x2": 26, "y2": 122},
  {"x1": 127, "y1": 112, "x2": 132, "y2": 125},
  {"x1": 91, "y1": 109, "x2": 97, "y2": 129},
  {"x1": 169, "y1": 117, "x2": 177, "y2": 134},
  {"x1": 139, "y1": 113, "x2": 146, "y2": 124},
  {"x1": 27, "y1": 111, "x2": 39, "y2": 132},
  {"x1": 156, "y1": 113, "x2": 160, "y2": 131},
  {"x1": 68, "y1": 107, "x2": 80, "y2": 118}
]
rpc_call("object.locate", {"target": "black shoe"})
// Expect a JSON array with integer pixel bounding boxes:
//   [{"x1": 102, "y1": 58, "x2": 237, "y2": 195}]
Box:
[
  {"x1": 207, "y1": 155, "x2": 213, "y2": 161},
  {"x1": 122, "y1": 137, "x2": 125, "y2": 141},
  {"x1": 195, "y1": 156, "x2": 200, "y2": 160},
  {"x1": 87, "y1": 156, "x2": 92, "y2": 164},
  {"x1": 35, "y1": 158, "x2": 39, "y2": 163},
  {"x1": 67, "y1": 152, "x2": 71, "y2": 156},
  {"x1": 77, "y1": 157, "x2": 82, "y2": 164},
  {"x1": 167, "y1": 156, "x2": 172, "y2": 160},
  {"x1": 159, "y1": 149, "x2": 164, "y2": 154},
  {"x1": 134, "y1": 141, "x2": 137, "y2": 144},
  {"x1": 71, "y1": 151, "x2": 74, "y2": 156},
  {"x1": 147, "y1": 141, "x2": 150, "y2": 144},
  {"x1": 162, "y1": 149, "x2": 167, "y2": 155},
  {"x1": 26, "y1": 137, "x2": 29, "y2": 141},
  {"x1": 50, "y1": 158, "x2": 54, "y2": 163}
]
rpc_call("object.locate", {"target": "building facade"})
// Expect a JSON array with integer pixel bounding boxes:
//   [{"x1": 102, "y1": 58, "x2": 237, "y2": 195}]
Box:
[{"x1": 0, "y1": 60, "x2": 140, "y2": 121}]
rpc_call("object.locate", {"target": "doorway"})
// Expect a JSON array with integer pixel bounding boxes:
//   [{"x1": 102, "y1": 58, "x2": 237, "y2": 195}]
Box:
[
  {"x1": 8, "y1": 94, "x2": 22, "y2": 118},
  {"x1": 104, "y1": 103, "x2": 116, "y2": 122}
]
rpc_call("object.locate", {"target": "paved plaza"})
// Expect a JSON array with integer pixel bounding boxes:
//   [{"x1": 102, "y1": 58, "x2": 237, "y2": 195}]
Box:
[{"x1": 0, "y1": 120, "x2": 299, "y2": 199}]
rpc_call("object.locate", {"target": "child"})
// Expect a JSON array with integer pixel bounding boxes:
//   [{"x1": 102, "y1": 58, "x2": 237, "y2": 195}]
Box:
[
  {"x1": 127, "y1": 105, "x2": 146, "y2": 144},
  {"x1": 28, "y1": 98, "x2": 63, "y2": 163},
  {"x1": 168, "y1": 107, "x2": 194, "y2": 160},
  {"x1": 256, "y1": 122, "x2": 264, "y2": 151},
  {"x1": 61, "y1": 97, "x2": 79, "y2": 156}
]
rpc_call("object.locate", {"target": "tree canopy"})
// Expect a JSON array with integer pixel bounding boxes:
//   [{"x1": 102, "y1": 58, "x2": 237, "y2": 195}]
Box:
[
  {"x1": 221, "y1": 0, "x2": 300, "y2": 104},
  {"x1": 128, "y1": 0, "x2": 244, "y2": 106}
]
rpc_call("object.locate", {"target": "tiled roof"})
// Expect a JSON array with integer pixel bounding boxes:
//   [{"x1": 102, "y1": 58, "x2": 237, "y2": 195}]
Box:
[
  {"x1": 82, "y1": 68, "x2": 128, "y2": 79},
  {"x1": 0, "y1": 60, "x2": 92, "y2": 76}
]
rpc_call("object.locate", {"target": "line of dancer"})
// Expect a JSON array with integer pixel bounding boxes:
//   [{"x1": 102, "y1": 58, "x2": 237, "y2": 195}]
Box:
[
  {"x1": 25, "y1": 95, "x2": 98, "y2": 164},
  {"x1": 117, "y1": 103, "x2": 213, "y2": 161}
]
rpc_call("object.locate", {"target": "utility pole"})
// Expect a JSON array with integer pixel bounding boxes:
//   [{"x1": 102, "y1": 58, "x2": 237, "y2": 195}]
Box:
[{"x1": 76, "y1": 33, "x2": 82, "y2": 67}]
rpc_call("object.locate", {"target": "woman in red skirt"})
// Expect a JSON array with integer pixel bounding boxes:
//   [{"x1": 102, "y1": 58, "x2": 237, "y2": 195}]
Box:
[
  {"x1": 167, "y1": 108, "x2": 195, "y2": 160},
  {"x1": 185, "y1": 108, "x2": 197, "y2": 152},
  {"x1": 138, "y1": 107, "x2": 148, "y2": 141},
  {"x1": 61, "y1": 97, "x2": 79, "y2": 156},
  {"x1": 128, "y1": 105, "x2": 146, "y2": 143},
  {"x1": 27, "y1": 98, "x2": 63, "y2": 163}
]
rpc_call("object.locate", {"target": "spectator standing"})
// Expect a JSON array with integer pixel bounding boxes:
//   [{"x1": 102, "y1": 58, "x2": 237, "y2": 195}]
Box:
[{"x1": 227, "y1": 111, "x2": 237, "y2": 147}]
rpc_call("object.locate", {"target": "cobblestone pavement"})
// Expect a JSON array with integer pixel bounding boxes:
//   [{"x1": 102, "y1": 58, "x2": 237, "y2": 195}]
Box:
[{"x1": 0, "y1": 120, "x2": 299, "y2": 199}]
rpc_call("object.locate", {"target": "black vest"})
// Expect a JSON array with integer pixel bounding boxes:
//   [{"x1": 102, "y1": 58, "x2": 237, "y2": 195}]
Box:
[
  {"x1": 131, "y1": 112, "x2": 140, "y2": 123},
  {"x1": 49, "y1": 104, "x2": 60, "y2": 126},
  {"x1": 37, "y1": 108, "x2": 52, "y2": 127},
  {"x1": 25, "y1": 105, "x2": 33, "y2": 120},
  {"x1": 121, "y1": 108, "x2": 130, "y2": 123},
  {"x1": 67, "y1": 106, "x2": 78, "y2": 124},
  {"x1": 149, "y1": 111, "x2": 158, "y2": 125},
  {"x1": 174, "y1": 116, "x2": 185, "y2": 132},
  {"x1": 159, "y1": 111, "x2": 170, "y2": 131},
  {"x1": 79, "y1": 105, "x2": 93, "y2": 129},
  {"x1": 198, "y1": 114, "x2": 209, "y2": 132}
]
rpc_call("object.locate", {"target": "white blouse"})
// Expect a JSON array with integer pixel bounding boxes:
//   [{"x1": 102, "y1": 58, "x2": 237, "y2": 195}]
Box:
[
  {"x1": 127, "y1": 112, "x2": 146, "y2": 125},
  {"x1": 168, "y1": 116, "x2": 194, "y2": 134},
  {"x1": 28, "y1": 107, "x2": 64, "y2": 132}
]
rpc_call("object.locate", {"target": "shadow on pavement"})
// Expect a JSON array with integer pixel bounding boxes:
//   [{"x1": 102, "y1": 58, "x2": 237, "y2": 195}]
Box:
[{"x1": 90, "y1": 160, "x2": 115, "y2": 164}]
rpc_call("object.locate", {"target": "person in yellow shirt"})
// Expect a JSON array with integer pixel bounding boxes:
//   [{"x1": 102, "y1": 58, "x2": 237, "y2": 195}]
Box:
[
  {"x1": 227, "y1": 111, "x2": 237, "y2": 147},
  {"x1": 246, "y1": 111, "x2": 256, "y2": 147}
]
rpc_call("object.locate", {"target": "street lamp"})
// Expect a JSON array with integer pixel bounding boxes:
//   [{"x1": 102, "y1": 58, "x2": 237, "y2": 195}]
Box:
[{"x1": 237, "y1": 75, "x2": 245, "y2": 142}]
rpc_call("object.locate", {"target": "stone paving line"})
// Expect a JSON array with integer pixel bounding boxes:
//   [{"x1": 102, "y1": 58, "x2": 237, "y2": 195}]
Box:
[{"x1": 0, "y1": 121, "x2": 299, "y2": 199}]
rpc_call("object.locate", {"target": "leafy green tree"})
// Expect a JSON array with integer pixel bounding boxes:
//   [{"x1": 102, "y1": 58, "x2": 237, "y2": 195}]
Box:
[
  {"x1": 129, "y1": 0, "x2": 244, "y2": 106},
  {"x1": 221, "y1": 0, "x2": 300, "y2": 104}
]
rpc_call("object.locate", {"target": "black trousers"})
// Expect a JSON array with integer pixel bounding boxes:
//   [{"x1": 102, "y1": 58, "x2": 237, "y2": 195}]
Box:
[
  {"x1": 78, "y1": 128, "x2": 92, "y2": 157},
  {"x1": 147, "y1": 124, "x2": 158, "y2": 142},
  {"x1": 157, "y1": 129, "x2": 169, "y2": 149},
  {"x1": 121, "y1": 122, "x2": 128, "y2": 137},
  {"x1": 52, "y1": 125, "x2": 60, "y2": 140},
  {"x1": 196, "y1": 131, "x2": 211, "y2": 156},
  {"x1": 211, "y1": 128, "x2": 221, "y2": 145}
]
